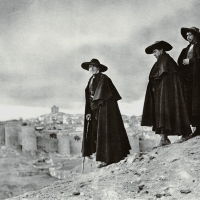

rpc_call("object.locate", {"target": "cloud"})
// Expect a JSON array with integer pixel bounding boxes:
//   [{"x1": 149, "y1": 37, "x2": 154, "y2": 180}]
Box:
[{"x1": 0, "y1": 0, "x2": 199, "y2": 119}]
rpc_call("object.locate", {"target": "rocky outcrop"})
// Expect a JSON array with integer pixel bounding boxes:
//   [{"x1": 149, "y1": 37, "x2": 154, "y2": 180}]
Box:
[{"x1": 8, "y1": 136, "x2": 200, "y2": 200}]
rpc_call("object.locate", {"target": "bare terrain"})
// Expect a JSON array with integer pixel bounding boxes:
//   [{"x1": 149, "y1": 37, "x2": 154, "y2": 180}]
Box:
[{"x1": 7, "y1": 136, "x2": 200, "y2": 200}]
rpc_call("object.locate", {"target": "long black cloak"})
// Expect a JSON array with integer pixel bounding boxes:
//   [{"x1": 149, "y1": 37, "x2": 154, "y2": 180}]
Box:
[
  {"x1": 141, "y1": 53, "x2": 191, "y2": 136},
  {"x1": 177, "y1": 42, "x2": 200, "y2": 120},
  {"x1": 82, "y1": 74, "x2": 131, "y2": 164}
]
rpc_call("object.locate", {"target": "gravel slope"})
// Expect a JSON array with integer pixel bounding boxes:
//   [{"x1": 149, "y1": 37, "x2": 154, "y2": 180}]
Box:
[{"x1": 8, "y1": 136, "x2": 200, "y2": 200}]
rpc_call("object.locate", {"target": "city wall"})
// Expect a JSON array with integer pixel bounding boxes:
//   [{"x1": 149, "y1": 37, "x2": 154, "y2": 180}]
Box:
[
  {"x1": 0, "y1": 124, "x2": 5, "y2": 146},
  {"x1": 5, "y1": 124, "x2": 20, "y2": 148},
  {"x1": 0, "y1": 123, "x2": 163, "y2": 156},
  {"x1": 22, "y1": 126, "x2": 37, "y2": 152},
  {"x1": 37, "y1": 137, "x2": 58, "y2": 152}
]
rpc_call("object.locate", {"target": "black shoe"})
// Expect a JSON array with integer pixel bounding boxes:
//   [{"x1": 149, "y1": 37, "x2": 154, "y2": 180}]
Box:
[{"x1": 97, "y1": 162, "x2": 107, "y2": 168}]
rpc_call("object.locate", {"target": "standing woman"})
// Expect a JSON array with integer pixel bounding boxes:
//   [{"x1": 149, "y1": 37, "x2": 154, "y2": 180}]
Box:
[{"x1": 141, "y1": 41, "x2": 191, "y2": 146}]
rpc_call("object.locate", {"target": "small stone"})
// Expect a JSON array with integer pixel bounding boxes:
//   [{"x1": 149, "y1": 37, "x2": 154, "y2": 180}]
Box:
[
  {"x1": 73, "y1": 191, "x2": 80, "y2": 195},
  {"x1": 157, "y1": 175, "x2": 167, "y2": 181},
  {"x1": 155, "y1": 194, "x2": 163, "y2": 198},
  {"x1": 127, "y1": 156, "x2": 136, "y2": 164},
  {"x1": 169, "y1": 158, "x2": 179, "y2": 163},
  {"x1": 180, "y1": 189, "x2": 191, "y2": 194},
  {"x1": 149, "y1": 156, "x2": 155, "y2": 160},
  {"x1": 138, "y1": 184, "x2": 145, "y2": 191},
  {"x1": 119, "y1": 158, "x2": 127, "y2": 164}
]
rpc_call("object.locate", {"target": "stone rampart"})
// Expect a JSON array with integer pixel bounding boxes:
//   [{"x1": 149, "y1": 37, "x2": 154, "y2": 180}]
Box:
[
  {"x1": 57, "y1": 130, "x2": 70, "y2": 155},
  {"x1": 0, "y1": 124, "x2": 5, "y2": 146},
  {"x1": 21, "y1": 126, "x2": 37, "y2": 152},
  {"x1": 5, "y1": 124, "x2": 19, "y2": 147}
]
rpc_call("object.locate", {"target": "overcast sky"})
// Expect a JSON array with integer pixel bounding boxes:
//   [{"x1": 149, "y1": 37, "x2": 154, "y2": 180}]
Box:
[{"x1": 0, "y1": 0, "x2": 199, "y2": 120}]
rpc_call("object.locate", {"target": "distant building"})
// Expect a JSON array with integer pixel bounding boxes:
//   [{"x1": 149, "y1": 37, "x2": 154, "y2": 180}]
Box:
[
  {"x1": 71, "y1": 118, "x2": 84, "y2": 126},
  {"x1": 38, "y1": 106, "x2": 70, "y2": 125},
  {"x1": 51, "y1": 105, "x2": 59, "y2": 114},
  {"x1": 35, "y1": 126, "x2": 45, "y2": 131},
  {"x1": 3, "y1": 119, "x2": 20, "y2": 125},
  {"x1": 75, "y1": 126, "x2": 83, "y2": 132},
  {"x1": 63, "y1": 116, "x2": 72, "y2": 125}
]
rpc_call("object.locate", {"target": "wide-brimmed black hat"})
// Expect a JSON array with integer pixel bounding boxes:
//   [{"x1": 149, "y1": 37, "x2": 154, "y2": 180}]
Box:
[
  {"x1": 181, "y1": 26, "x2": 200, "y2": 41},
  {"x1": 81, "y1": 58, "x2": 108, "y2": 72},
  {"x1": 145, "y1": 41, "x2": 173, "y2": 54}
]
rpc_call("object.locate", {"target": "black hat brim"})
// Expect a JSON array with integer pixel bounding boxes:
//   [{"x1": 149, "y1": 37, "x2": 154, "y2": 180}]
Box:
[
  {"x1": 145, "y1": 41, "x2": 173, "y2": 54},
  {"x1": 81, "y1": 62, "x2": 108, "y2": 72},
  {"x1": 181, "y1": 27, "x2": 200, "y2": 41}
]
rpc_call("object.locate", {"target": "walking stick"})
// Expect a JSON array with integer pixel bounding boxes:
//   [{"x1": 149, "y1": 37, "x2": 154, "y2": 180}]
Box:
[
  {"x1": 82, "y1": 119, "x2": 90, "y2": 174},
  {"x1": 81, "y1": 156, "x2": 85, "y2": 174},
  {"x1": 86, "y1": 119, "x2": 90, "y2": 139}
]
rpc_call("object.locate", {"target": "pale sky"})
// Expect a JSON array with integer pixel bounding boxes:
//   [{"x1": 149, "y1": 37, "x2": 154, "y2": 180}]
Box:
[{"x1": 0, "y1": 0, "x2": 199, "y2": 120}]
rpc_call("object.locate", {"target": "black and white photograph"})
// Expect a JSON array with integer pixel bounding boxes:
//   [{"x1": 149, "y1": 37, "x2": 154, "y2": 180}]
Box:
[{"x1": 0, "y1": 0, "x2": 200, "y2": 199}]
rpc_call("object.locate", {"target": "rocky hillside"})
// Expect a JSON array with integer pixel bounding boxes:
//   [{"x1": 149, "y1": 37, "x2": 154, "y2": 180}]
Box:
[{"x1": 8, "y1": 136, "x2": 200, "y2": 200}]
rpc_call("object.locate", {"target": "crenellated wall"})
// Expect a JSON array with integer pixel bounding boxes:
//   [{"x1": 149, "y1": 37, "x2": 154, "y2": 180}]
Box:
[
  {"x1": 21, "y1": 126, "x2": 37, "y2": 152},
  {"x1": 5, "y1": 124, "x2": 19, "y2": 147},
  {"x1": 69, "y1": 134, "x2": 82, "y2": 155},
  {"x1": 17, "y1": 125, "x2": 22, "y2": 146},
  {"x1": 0, "y1": 124, "x2": 5, "y2": 146},
  {"x1": 37, "y1": 137, "x2": 58, "y2": 152},
  {"x1": 57, "y1": 131, "x2": 70, "y2": 155},
  {"x1": 2, "y1": 124, "x2": 142, "y2": 158}
]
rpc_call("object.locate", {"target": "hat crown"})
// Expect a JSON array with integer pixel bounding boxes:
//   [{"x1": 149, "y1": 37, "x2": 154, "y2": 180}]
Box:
[
  {"x1": 90, "y1": 59, "x2": 100, "y2": 65},
  {"x1": 145, "y1": 41, "x2": 172, "y2": 54},
  {"x1": 181, "y1": 27, "x2": 200, "y2": 41},
  {"x1": 190, "y1": 27, "x2": 199, "y2": 33},
  {"x1": 81, "y1": 58, "x2": 108, "y2": 72}
]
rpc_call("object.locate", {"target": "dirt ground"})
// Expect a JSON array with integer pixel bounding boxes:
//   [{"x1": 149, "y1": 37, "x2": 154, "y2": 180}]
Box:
[{"x1": 7, "y1": 136, "x2": 200, "y2": 200}]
